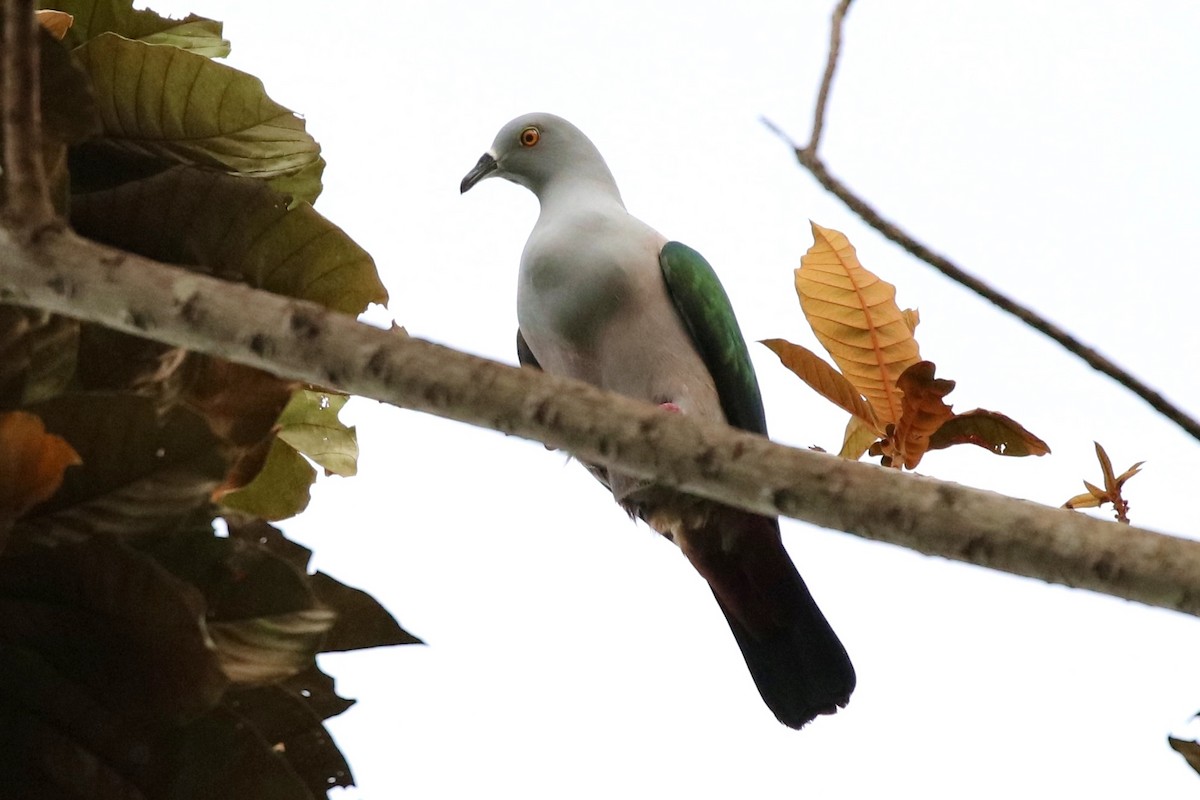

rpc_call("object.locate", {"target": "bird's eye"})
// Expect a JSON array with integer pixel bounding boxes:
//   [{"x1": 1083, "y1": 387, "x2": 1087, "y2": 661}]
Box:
[{"x1": 519, "y1": 127, "x2": 540, "y2": 147}]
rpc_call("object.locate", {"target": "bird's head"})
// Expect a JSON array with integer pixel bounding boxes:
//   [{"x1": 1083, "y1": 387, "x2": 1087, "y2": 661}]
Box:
[{"x1": 460, "y1": 112, "x2": 617, "y2": 198}]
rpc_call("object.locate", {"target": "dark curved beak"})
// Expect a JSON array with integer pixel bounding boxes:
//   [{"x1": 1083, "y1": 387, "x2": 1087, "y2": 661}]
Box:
[{"x1": 460, "y1": 152, "x2": 498, "y2": 194}]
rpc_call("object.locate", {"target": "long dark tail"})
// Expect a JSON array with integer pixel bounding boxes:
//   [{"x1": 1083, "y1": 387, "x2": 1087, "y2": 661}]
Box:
[{"x1": 680, "y1": 510, "x2": 855, "y2": 728}]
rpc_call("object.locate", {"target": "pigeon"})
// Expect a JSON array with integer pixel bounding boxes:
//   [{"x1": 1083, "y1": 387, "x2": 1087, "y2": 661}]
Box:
[{"x1": 461, "y1": 113, "x2": 854, "y2": 727}]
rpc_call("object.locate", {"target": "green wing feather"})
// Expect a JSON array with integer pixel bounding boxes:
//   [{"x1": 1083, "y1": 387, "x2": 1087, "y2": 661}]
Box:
[{"x1": 659, "y1": 241, "x2": 768, "y2": 435}]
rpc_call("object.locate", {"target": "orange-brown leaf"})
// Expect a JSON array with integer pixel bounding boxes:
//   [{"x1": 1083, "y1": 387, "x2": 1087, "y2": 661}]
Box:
[
  {"x1": 796, "y1": 223, "x2": 922, "y2": 427},
  {"x1": 183, "y1": 356, "x2": 299, "y2": 447},
  {"x1": 893, "y1": 361, "x2": 955, "y2": 469},
  {"x1": 1115, "y1": 461, "x2": 1145, "y2": 485},
  {"x1": 1094, "y1": 441, "x2": 1116, "y2": 487},
  {"x1": 1063, "y1": 442, "x2": 1143, "y2": 523},
  {"x1": 761, "y1": 338, "x2": 879, "y2": 430},
  {"x1": 35, "y1": 10, "x2": 74, "y2": 40},
  {"x1": 928, "y1": 409, "x2": 1051, "y2": 457},
  {"x1": 0, "y1": 410, "x2": 82, "y2": 518}
]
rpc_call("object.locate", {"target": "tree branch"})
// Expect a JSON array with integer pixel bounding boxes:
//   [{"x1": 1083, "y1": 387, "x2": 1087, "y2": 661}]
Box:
[
  {"x1": 804, "y1": 0, "x2": 853, "y2": 154},
  {"x1": 766, "y1": 1, "x2": 1200, "y2": 445},
  {"x1": 1, "y1": 0, "x2": 54, "y2": 228},
  {"x1": 3, "y1": 223, "x2": 1200, "y2": 617}
]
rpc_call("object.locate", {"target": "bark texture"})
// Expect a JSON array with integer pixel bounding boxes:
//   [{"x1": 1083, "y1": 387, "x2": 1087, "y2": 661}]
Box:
[{"x1": 2, "y1": 223, "x2": 1198, "y2": 616}]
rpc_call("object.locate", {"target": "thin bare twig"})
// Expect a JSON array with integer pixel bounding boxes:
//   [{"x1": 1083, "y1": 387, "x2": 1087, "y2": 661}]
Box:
[
  {"x1": 767, "y1": 2, "x2": 1200, "y2": 445},
  {"x1": 1, "y1": 0, "x2": 54, "y2": 228},
  {"x1": 805, "y1": 0, "x2": 854, "y2": 153}
]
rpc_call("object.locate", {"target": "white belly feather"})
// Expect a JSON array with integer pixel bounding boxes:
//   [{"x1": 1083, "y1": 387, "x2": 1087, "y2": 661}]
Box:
[{"x1": 516, "y1": 205, "x2": 723, "y2": 422}]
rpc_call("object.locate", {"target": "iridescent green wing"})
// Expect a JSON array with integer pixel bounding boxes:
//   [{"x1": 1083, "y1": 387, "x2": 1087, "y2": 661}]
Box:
[{"x1": 659, "y1": 241, "x2": 768, "y2": 435}]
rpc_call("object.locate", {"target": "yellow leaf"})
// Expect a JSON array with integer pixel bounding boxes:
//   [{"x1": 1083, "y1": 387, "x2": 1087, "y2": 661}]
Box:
[
  {"x1": 797, "y1": 223, "x2": 922, "y2": 427},
  {"x1": 761, "y1": 338, "x2": 879, "y2": 430},
  {"x1": 0, "y1": 410, "x2": 82, "y2": 518},
  {"x1": 1063, "y1": 492, "x2": 1103, "y2": 510},
  {"x1": 839, "y1": 416, "x2": 880, "y2": 460}
]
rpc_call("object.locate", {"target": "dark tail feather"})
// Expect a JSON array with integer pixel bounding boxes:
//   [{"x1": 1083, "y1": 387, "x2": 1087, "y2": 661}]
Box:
[{"x1": 682, "y1": 511, "x2": 855, "y2": 728}]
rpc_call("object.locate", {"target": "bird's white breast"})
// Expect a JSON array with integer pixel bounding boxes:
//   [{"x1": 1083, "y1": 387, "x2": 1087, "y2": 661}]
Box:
[
  {"x1": 517, "y1": 204, "x2": 663, "y2": 362},
  {"x1": 516, "y1": 198, "x2": 722, "y2": 423}
]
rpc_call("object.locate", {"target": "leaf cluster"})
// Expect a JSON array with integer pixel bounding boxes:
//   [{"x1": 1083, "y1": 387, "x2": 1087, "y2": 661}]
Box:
[
  {"x1": 0, "y1": 2, "x2": 411, "y2": 797},
  {"x1": 1062, "y1": 442, "x2": 1143, "y2": 524},
  {"x1": 764, "y1": 223, "x2": 1049, "y2": 469}
]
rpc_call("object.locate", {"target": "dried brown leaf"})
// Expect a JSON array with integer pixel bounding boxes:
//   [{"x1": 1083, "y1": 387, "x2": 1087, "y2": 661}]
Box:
[
  {"x1": 1169, "y1": 736, "x2": 1200, "y2": 776},
  {"x1": 892, "y1": 361, "x2": 955, "y2": 469},
  {"x1": 183, "y1": 357, "x2": 298, "y2": 448},
  {"x1": 928, "y1": 409, "x2": 1051, "y2": 457}
]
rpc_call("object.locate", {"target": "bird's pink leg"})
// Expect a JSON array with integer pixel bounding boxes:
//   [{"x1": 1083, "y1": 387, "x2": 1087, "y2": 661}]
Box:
[{"x1": 658, "y1": 402, "x2": 682, "y2": 413}]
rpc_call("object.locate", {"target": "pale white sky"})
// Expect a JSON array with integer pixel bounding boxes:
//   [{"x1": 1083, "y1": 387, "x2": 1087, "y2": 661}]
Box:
[{"x1": 147, "y1": 2, "x2": 1200, "y2": 796}]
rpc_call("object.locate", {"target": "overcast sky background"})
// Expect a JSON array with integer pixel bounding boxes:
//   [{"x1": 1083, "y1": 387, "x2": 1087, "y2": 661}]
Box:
[{"x1": 146, "y1": 2, "x2": 1200, "y2": 796}]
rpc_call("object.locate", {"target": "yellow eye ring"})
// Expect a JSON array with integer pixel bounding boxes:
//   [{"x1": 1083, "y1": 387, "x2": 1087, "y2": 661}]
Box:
[{"x1": 519, "y1": 126, "x2": 540, "y2": 147}]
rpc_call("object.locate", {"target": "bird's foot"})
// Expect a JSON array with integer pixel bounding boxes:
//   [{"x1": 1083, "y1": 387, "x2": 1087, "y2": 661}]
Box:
[{"x1": 658, "y1": 402, "x2": 682, "y2": 413}]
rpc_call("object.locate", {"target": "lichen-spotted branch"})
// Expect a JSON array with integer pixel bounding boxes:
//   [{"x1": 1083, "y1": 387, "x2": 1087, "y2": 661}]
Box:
[{"x1": 2, "y1": 224, "x2": 1200, "y2": 617}]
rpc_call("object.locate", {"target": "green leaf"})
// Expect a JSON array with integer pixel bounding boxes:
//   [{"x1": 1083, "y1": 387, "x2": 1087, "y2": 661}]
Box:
[
  {"x1": 217, "y1": 438, "x2": 316, "y2": 522},
  {"x1": 37, "y1": 26, "x2": 101, "y2": 144},
  {"x1": 136, "y1": 525, "x2": 317, "y2": 623},
  {"x1": 18, "y1": 393, "x2": 225, "y2": 538},
  {"x1": 311, "y1": 571, "x2": 423, "y2": 651},
  {"x1": 0, "y1": 535, "x2": 228, "y2": 725},
  {"x1": 150, "y1": 707, "x2": 317, "y2": 800},
  {"x1": 71, "y1": 165, "x2": 387, "y2": 313},
  {"x1": 48, "y1": 0, "x2": 231, "y2": 57},
  {"x1": 268, "y1": 155, "x2": 326, "y2": 207},
  {"x1": 0, "y1": 645, "x2": 144, "y2": 796},
  {"x1": 73, "y1": 325, "x2": 191, "y2": 410},
  {"x1": 0, "y1": 22, "x2": 100, "y2": 211},
  {"x1": 277, "y1": 663, "x2": 355, "y2": 721},
  {"x1": 74, "y1": 33, "x2": 318, "y2": 178},
  {"x1": 0, "y1": 308, "x2": 79, "y2": 407},
  {"x1": 208, "y1": 607, "x2": 336, "y2": 685},
  {"x1": 140, "y1": 19, "x2": 232, "y2": 57},
  {"x1": 223, "y1": 669, "x2": 356, "y2": 793},
  {"x1": 276, "y1": 390, "x2": 358, "y2": 477},
  {"x1": 226, "y1": 515, "x2": 313, "y2": 571}
]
